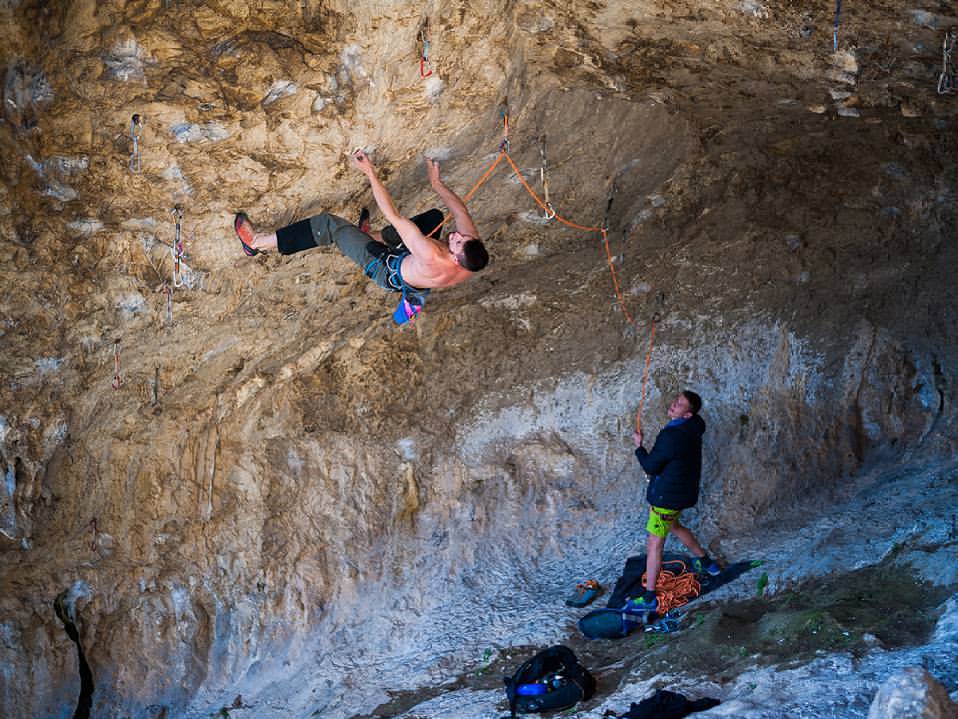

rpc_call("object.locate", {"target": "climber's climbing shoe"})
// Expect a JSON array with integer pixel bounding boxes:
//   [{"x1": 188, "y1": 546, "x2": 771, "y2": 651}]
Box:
[{"x1": 234, "y1": 212, "x2": 259, "y2": 256}]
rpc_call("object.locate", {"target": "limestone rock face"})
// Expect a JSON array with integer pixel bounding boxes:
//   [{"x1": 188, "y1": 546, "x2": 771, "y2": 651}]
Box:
[
  {"x1": 1, "y1": 1, "x2": 957, "y2": 718},
  {"x1": 867, "y1": 667, "x2": 958, "y2": 719}
]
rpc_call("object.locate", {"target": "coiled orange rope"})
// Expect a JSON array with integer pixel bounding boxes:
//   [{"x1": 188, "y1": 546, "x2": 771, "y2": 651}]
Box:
[{"x1": 643, "y1": 560, "x2": 701, "y2": 614}]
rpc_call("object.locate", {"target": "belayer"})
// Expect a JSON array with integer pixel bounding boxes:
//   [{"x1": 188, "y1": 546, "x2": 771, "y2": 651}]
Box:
[
  {"x1": 234, "y1": 151, "x2": 489, "y2": 321},
  {"x1": 630, "y1": 391, "x2": 721, "y2": 612}
]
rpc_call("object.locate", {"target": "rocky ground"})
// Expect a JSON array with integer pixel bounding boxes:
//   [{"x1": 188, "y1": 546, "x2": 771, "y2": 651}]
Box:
[
  {"x1": 358, "y1": 459, "x2": 958, "y2": 718},
  {"x1": 1, "y1": 1, "x2": 957, "y2": 717}
]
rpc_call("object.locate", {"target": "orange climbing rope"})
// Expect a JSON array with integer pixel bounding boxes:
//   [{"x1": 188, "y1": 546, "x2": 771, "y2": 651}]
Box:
[
  {"x1": 500, "y1": 152, "x2": 603, "y2": 233},
  {"x1": 425, "y1": 148, "x2": 642, "y2": 332},
  {"x1": 643, "y1": 560, "x2": 701, "y2": 614},
  {"x1": 499, "y1": 151, "x2": 643, "y2": 326},
  {"x1": 424, "y1": 150, "x2": 507, "y2": 239},
  {"x1": 635, "y1": 317, "x2": 657, "y2": 431},
  {"x1": 464, "y1": 151, "x2": 506, "y2": 202}
]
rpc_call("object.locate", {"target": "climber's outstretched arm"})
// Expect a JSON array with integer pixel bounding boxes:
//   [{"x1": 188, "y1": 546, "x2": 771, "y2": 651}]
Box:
[
  {"x1": 426, "y1": 158, "x2": 479, "y2": 238},
  {"x1": 352, "y1": 150, "x2": 437, "y2": 259}
]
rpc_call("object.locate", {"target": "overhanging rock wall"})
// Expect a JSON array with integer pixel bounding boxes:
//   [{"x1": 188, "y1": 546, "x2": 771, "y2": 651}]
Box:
[{"x1": 1, "y1": 1, "x2": 956, "y2": 717}]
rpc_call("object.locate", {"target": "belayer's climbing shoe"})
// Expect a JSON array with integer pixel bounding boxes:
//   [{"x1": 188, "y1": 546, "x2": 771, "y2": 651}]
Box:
[
  {"x1": 625, "y1": 590, "x2": 658, "y2": 614},
  {"x1": 691, "y1": 556, "x2": 722, "y2": 577},
  {"x1": 358, "y1": 207, "x2": 371, "y2": 234},
  {"x1": 234, "y1": 212, "x2": 259, "y2": 256},
  {"x1": 565, "y1": 580, "x2": 603, "y2": 608}
]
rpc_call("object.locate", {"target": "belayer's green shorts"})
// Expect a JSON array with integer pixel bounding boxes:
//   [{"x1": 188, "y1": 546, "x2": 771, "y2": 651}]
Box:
[{"x1": 646, "y1": 505, "x2": 681, "y2": 538}]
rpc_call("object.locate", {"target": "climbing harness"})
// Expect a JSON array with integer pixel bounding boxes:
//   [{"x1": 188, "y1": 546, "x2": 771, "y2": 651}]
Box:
[
  {"x1": 537, "y1": 136, "x2": 555, "y2": 220},
  {"x1": 170, "y1": 205, "x2": 184, "y2": 288},
  {"x1": 832, "y1": 0, "x2": 842, "y2": 51},
  {"x1": 111, "y1": 340, "x2": 122, "y2": 389},
  {"x1": 938, "y1": 28, "x2": 957, "y2": 95},
  {"x1": 418, "y1": 22, "x2": 433, "y2": 78},
  {"x1": 128, "y1": 114, "x2": 143, "y2": 173}
]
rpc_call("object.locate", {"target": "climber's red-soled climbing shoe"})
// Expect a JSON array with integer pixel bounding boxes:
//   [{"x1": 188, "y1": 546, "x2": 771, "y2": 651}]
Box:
[{"x1": 234, "y1": 212, "x2": 259, "y2": 256}]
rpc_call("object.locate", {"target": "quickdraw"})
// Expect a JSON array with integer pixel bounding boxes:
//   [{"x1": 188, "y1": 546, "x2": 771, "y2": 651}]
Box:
[
  {"x1": 129, "y1": 114, "x2": 143, "y2": 173},
  {"x1": 833, "y1": 0, "x2": 842, "y2": 52},
  {"x1": 938, "y1": 28, "x2": 957, "y2": 95},
  {"x1": 171, "y1": 205, "x2": 184, "y2": 288},
  {"x1": 537, "y1": 136, "x2": 555, "y2": 220},
  {"x1": 602, "y1": 180, "x2": 616, "y2": 233},
  {"x1": 418, "y1": 22, "x2": 433, "y2": 78},
  {"x1": 89, "y1": 518, "x2": 98, "y2": 552},
  {"x1": 111, "y1": 340, "x2": 122, "y2": 389},
  {"x1": 498, "y1": 103, "x2": 510, "y2": 153}
]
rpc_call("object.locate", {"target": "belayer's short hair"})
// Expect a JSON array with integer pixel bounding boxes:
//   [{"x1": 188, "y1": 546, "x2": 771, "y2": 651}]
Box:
[
  {"x1": 459, "y1": 239, "x2": 489, "y2": 272},
  {"x1": 681, "y1": 390, "x2": 703, "y2": 415}
]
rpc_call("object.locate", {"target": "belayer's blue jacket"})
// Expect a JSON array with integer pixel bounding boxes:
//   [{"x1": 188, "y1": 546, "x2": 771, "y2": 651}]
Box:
[{"x1": 634, "y1": 414, "x2": 706, "y2": 510}]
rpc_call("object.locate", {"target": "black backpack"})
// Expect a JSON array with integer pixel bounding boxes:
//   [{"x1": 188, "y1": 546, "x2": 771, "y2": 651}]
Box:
[{"x1": 502, "y1": 645, "x2": 596, "y2": 716}]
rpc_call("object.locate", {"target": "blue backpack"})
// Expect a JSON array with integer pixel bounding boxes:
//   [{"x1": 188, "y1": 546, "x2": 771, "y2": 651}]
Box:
[{"x1": 502, "y1": 645, "x2": 596, "y2": 716}]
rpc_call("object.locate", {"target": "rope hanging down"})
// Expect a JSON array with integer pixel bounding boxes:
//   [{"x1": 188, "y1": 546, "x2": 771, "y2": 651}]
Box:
[
  {"x1": 418, "y1": 21, "x2": 433, "y2": 78},
  {"x1": 497, "y1": 151, "x2": 644, "y2": 331},
  {"x1": 635, "y1": 316, "x2": 658, "y2": 432},
  {"x1": 424, "y1": 129, "x2": 663, "y2": 429}
]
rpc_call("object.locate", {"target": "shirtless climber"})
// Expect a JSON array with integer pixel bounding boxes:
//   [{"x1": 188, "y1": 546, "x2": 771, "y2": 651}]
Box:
[{"x1": 234, "y1": 151, "x2": 489, "y2": 320}]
